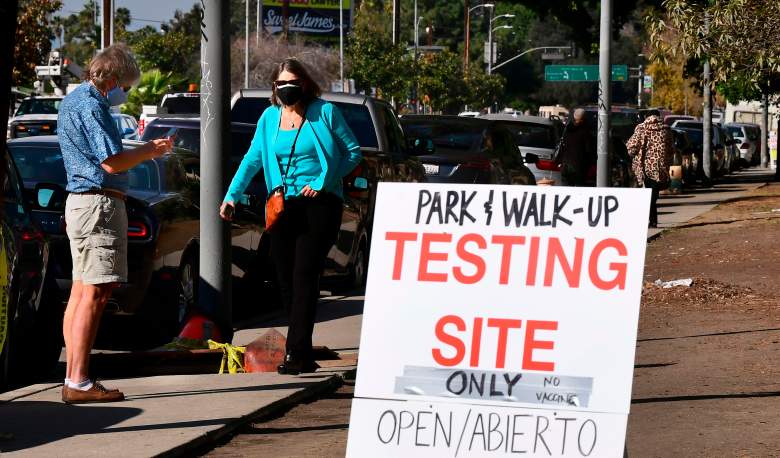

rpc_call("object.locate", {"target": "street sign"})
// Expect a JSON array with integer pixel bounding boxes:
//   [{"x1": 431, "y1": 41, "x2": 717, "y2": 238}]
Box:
[
  {"x1": 545, "y1": 65, "x2": 629, "y2": 82},
  {"x1": 347, "y1": 182, "x2": 651, "y2": 456},
  {"x1": 541, "y1": 51, "x2": 566, "y2": 61}
]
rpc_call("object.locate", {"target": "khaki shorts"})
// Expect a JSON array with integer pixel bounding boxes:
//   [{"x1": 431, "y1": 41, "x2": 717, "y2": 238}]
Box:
[{"x1": 65, "y1": 193, "x2": 128, "y2": 285}]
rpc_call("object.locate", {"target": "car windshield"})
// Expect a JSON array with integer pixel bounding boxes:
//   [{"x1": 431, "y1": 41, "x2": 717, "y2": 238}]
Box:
[
  {"x1": 402, "y1": 120, "x2": 483, "y2": 152},
  {"x1": 9, "y1": 144, "x2": 158, "y2": 192},
  {"x1": 15, "y1": 99, "x2": 61, "y2": 116},
  {"x1": 497, "y1": 121, "x2": 556, "y2": 149},
  {"x1": 141, "y1": 124, "x2": 200, "y2": 153},
  {"x1": 726, "y1": 126, "x2": 744, "y2": 138},
  {"x1": 231, "y1": 97, "x2": 379, "y2": 148},
  {"x1": 162, "y1": 96, "x2": 200, "y2": 114}
]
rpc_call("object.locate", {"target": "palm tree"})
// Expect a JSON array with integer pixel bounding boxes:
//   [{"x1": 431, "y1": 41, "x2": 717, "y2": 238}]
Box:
[{"x1": 121, "y1": 69, "x2": 183, "y2": 118}]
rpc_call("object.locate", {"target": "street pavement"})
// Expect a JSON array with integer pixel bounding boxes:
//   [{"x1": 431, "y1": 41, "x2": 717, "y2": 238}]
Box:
[{"x1": 0, "y1": 167, "x2": 773, "y2": 457}]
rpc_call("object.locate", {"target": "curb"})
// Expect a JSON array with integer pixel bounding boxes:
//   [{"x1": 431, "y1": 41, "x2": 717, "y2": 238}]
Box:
[{"x1": 156, "y1": 372, "x2": 346, "y2": 458}]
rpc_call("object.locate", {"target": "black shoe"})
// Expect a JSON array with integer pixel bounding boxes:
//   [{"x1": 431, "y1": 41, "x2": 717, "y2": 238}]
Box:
[{"x1": 277, "y1": 353, "x2": 318, "y2": 375}]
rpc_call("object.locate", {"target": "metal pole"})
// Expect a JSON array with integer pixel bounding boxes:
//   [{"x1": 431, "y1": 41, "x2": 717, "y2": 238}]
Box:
[
  {"x1": 392, "y1": 0, "x2": 400, "y2": 45},
  {"x1": 245, "y1": 0, "x2": 249, "y2": 88},
  {"x1": 339, "y1": 0, "x2": 344, "y2": 92},
  {"x1": 200, "y1": 0, "x2": 232, "y2": 336},
  {"x1": 464, "y1": 0, "x2": 470, "y2": 71},
  {"x1": 702, "y1": 11, "x2": 712, "y2": 183},
  {"x1": 762, "y1": 90, "x2": 769, "y2": 168},
  {"x1": 487, "y1": 7, "x2": 493, "y2": 75},
  {"x1": 101, "y1": 0, "x2": 110, "y2": 49},
  {"x1": 256, "y1": 0, "x2": 260, "y2": 45},
  {"x1": 109, "y1": 0, "x2": 114, "y2": 45},
  {"x1": 414, "y1": 0, "x2": 419, "y2": 113},
  {"x1": 637, "y1": 64, "x2": 643, "y2": 108},
  {"x1": 596, "y1": 0, "x2": 612, "y2": 188}
]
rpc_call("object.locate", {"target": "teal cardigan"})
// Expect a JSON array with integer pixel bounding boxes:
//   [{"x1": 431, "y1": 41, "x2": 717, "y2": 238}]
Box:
[{"x1": 224, "y1": 98, "x2": 362, "y2": 203}]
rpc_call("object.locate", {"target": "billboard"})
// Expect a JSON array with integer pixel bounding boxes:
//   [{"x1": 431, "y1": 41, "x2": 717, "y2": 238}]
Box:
[{"x1": 262, "y1": 0, "x2": 352, "y2": 39}]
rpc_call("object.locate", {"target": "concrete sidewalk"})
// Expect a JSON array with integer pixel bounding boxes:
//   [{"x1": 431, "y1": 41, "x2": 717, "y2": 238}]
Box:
[{"x1": 648, "y1": 167, "x2": 772, "y2": 239}]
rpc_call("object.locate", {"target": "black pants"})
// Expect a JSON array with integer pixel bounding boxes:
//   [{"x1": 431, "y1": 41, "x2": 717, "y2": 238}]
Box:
[
  {"x1": 561, "y1": 163, "x2": 586, "y2": 186},
  {"x1": 269, "y1": 194, "x2": 342, "y2": 360},
  {"x1": 644, "y1": 177, "x2": 661, "y2": 225}
]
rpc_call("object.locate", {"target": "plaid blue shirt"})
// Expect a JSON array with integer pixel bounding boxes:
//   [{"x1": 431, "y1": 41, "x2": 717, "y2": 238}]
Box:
[{"x1": 58, "y1": 82, "x2": 127, "y2": 193}]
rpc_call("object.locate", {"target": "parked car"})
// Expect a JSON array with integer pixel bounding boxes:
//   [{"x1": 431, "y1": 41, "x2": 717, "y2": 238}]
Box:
[
  {"x1": 569, "y1": 108, "x2": 636, "y2": 188},
  {"x1": 399, "y1": 115, "x2": 537, "y2": 186},
  {"x1": 111, "y1": 113, "x2": 139, "y2": 140},
  {"x1": 232, "y1": 90, "x2": 429, "y2": 286},
  {"x1": 1, "y1": 146, "x2": 64, "y2": 390},
  {"x1": 6, "y1": 96, "x2": 62, "y2": 139},
  {"x1": 671, "y1": 128, "x2": 698, "y2": 184},
  {"x1": 664, "y1": 115, "x2": 696, "y2": 127},
  {"x1": 478, "y1": 114, "x2": 563, "y2": 185},
  {"x1": 7, "y1": 136, "x2": 215, "y2": 345},
  {"x1": 138, "y1": 92, "x2": 200, "y2": 137},
  {"x1": 724, "y1": 122, "x2": 761, "y2": 165},
  {"x1": 671, "y1": 121, "x2": 735, "y2": 178}
]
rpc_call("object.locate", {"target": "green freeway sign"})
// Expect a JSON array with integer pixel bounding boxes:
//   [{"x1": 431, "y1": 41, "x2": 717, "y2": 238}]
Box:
[{"x1": 545, "y1": 65, "x2": 629, "y2": 82}]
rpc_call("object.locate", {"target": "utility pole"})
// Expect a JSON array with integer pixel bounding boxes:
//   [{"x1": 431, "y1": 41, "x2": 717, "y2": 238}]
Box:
[
  {"x1": 109, "y1": 0, "x2": 114, "y2": 45},
  {"x1": 101, "y1": 0, "x2": 111, "y2": 49},
  {"x1": 200, "y1": 0, "x2": 232, "y2": 338},
  {"x1": 255, "y1": 0, "x2": 263, "y2": 46},
  {"x1": 392, "y1": 0, "x2": 400, "y2": 45},
  {"x1": 487, "y1": 6, "x2": 493, "y2": 75},
  {"x1": 702, "y1": 11, "x2": 712, "y2": 183},
  {"x1": 245, "y1": 0, "x2": 249, "y2": 88},
  {"x1": 414, "y1": 0, "x2": 419, "y2": 113},
  {"x1": 596, "y1": 0, "x2": 612, "y2": 187},
  {"x1": 761, "y1": 89, "x2": 769, "y2": 168},
  {"x1": 464, "y1": 0, "x2": 470, "y2": 72},
  {"x1": 339, "y1": 0, "x2": 344, "y2": 91},
  {"x1": 637, "y1": 64, "x2": 643, "y2": 108}
]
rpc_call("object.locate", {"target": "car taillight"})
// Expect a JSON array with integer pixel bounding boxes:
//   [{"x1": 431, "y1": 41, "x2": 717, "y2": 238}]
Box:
[
  {"x1": 138, "y1": 119, "x2": 145, "y2": 136},
  {"x1": 128, "y1": 220, "x2": 150, "y2": 239},
  {"x1": 16, "y1": 124, "x2": 27, "y2": 132},
  {"x1": 461, "y1": 159, "x2": 491, "y2": 171},
  {"x1": 536, "y1": 159, "x2": 561, "y2": 171},
  {"x1": 22, "y1": 228, "x2": 44, "y2": 242},
  {"x1": 740, "y1": 142, "x2": 750, "y2": 150}
]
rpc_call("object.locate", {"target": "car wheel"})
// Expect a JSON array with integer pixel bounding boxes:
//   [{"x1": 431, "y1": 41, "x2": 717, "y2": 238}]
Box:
[
  {"x1": 177, "y1": 254, "x2": 199, "y2": 329},
  {"x1": 348, "y1": 241, "x2": 368, "y2": 290}
]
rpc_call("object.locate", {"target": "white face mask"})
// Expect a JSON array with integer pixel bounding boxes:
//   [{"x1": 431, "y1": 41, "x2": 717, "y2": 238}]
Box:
[{"x1": 107, "y1": 85, "x2": 128, "y2": 106}]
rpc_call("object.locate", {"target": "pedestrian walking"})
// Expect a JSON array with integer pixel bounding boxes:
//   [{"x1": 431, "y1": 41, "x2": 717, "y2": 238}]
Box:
[
  {"x1": 220, "y1": 58, "x2": 362, "y2": 375},
  {"x1": 556, "y1": 108, "x2": 594, "y2": 186},
  {"x1": 58, "y1": 44, "x2": 172, "y2": 403},
  {"x1": 626, "y1": 114, "x2": 673, "y2": 228}
]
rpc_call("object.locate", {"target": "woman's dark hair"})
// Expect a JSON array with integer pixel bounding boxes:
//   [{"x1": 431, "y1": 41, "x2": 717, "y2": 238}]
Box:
[{"x1": 269, "y1": 58, "x2": 321, "y2": 106}]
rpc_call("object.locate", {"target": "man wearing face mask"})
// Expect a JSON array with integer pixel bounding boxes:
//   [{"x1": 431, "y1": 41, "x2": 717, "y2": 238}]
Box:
[{"x1": 57, "y1": 44, "x2": 172, "y2": 404}]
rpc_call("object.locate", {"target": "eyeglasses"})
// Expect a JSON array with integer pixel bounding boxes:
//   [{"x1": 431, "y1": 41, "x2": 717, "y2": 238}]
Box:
[{"x1": 274, "y1": 79, "x2": 301, "y2": 87}]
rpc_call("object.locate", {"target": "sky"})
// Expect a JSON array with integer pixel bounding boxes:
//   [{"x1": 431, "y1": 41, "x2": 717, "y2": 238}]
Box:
[{"x1": 57, "y1": 0, "x2": 199, "y2": 32}]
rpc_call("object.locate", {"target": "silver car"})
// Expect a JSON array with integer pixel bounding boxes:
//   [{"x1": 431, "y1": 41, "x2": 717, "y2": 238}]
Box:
[
  {"x1": 724, "y1": 122, "x2": 761, "y2": 165},
  {"x1": 479, "y1": 114, "x2": 563, "y2": 185}
]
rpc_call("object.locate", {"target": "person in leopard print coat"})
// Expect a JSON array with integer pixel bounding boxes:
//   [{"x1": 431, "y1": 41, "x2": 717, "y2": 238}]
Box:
[{"x1": 626, "y1": 115, "x2": 673, "y2": 227}]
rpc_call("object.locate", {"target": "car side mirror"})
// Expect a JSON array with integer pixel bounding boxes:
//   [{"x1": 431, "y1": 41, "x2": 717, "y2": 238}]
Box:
[
  {"x1": 123, "y1": 127, "x2": 134, "y2": 135},
  {"x1": 524, "y1": 153, "x2": 539, "y2": 164},
  {"x1": 35, "y1": 183, "x2": 66, "y2": 210}
]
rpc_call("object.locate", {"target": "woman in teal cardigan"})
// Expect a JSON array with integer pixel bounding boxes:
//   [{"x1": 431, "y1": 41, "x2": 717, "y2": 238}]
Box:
[{"x1": 220, "y1": 59, "x2": 362, "y2": 374}]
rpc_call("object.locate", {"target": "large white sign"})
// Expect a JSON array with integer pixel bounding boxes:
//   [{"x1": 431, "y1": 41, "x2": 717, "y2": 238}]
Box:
[{"x1": 348, "y1": 183, "x2": 650, "y2": 457}]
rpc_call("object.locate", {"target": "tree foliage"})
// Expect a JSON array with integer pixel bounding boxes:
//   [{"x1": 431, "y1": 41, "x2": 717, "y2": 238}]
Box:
[
  {"x1": 648, "y1": 0, "x2": 780, "y2": 86},
  {"x1": 121, "y1": 69, "x2": 183, "y2": 118},
  {"x1": 14, "y1": 0, "x2": 62, "y2": 87}
]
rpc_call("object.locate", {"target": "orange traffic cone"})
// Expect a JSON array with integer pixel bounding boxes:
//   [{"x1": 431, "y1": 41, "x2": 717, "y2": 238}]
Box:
[{"x1": 178, "y1": 313, "x2": 223, "y2": 343}]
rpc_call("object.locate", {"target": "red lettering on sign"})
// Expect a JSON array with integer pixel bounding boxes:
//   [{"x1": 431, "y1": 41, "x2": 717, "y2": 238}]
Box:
[
  {"x1": 522, "y1": 320, "x2": 558, "y2": 371},
  {"x1": 418, "y1": 233, "x2": 451, "y2": 282},
  {"x1": 544, "y1": 237, "x2": 584, "y2": 287},
  {"x1": 385, "y1": 231, "x2": 417, "y2": 280},
  {"x1": 490, "y1": 235, "x2": 525, "y2": 285},
  {"x1": 432, "y1": 315, "x2": 466, "y2": 366},
  {"x1": 453, "y1": 234, "x2": 486, "y2": 284},
  {"x1": 589, "y1": 238, "x2": 628, "y2": 290},
  {"x1": 487, "y1": 318, "x2": 523, "y2": 368}
]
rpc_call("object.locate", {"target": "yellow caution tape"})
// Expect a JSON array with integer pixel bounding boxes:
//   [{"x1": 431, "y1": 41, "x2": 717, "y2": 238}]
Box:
[
  {"x1": 207, "y1": 340, "x2": 246, "y2": 374},
  {"x1": 0, "y1": 231, "x2": 8, "y2": 355}
]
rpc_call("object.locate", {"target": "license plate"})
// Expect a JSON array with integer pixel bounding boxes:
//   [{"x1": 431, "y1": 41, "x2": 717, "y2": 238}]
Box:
[{"x1": 423, "y1": 164, "x2": 439, "y2": 175}]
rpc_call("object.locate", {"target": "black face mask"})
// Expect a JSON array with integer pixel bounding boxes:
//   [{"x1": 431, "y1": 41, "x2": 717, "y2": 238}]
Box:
[{"x1": 277, "y1": 84, "x2": 303, "y2": 106}]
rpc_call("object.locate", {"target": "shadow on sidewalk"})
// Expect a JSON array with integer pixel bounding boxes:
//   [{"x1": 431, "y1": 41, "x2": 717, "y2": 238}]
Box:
[
  {"x1": 0, "y1": 401, "x2": 141, "y2": 452},
  {"x1": 126, "y1": 381, "x2": 317, "y2": 401}
]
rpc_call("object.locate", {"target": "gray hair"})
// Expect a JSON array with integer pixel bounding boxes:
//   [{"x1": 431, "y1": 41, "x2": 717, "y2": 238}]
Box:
[
  {"x1": 85, "y1": 44, "x2": 140, "y2": 87},
  {"x1": 573, "y1": 108, "x2": 586, "y2": 120}
]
